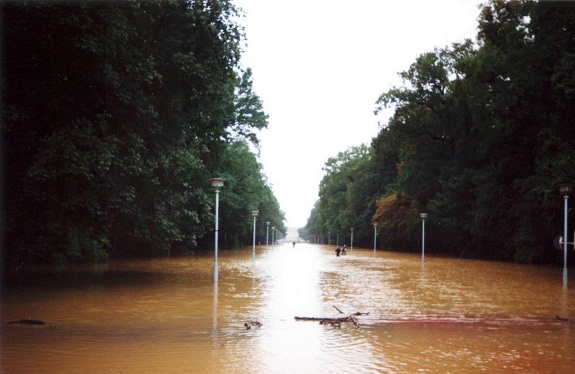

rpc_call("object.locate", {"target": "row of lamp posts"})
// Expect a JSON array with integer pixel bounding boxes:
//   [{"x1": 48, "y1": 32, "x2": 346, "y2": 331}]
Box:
[
  {"x1": 266, "y1": 222, "x2": 279, "y2": 247},
  {"x1": 304, "y1": 218, "x2": 428, "y2": 258},
  {"x1": 213, "y1": 177, "x2": 572, "y2": 286}
]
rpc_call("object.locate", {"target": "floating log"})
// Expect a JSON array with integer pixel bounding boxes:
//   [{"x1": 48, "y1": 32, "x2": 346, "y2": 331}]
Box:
[
  {"x1": 294, "y1": 316, "x2": 351, "y2": 322},
  {"x1": 295, "y1": 315, "x2": 360, "y2": 328},
  {"x1": 9, "y1": 319, "x2": 45, "y2": 325},
  {"x1": 556, "y1": 315, "x2": 574, "y2": 323}
]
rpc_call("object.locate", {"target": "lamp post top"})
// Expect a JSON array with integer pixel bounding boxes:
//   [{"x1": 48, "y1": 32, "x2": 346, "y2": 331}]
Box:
[
  {"x1": 210, "y1": 178, "x2": 225, "y2": 188},
  {"x1": 251, "y1": 210, "x2": 259, "y2": 217},
  {"x1": 560, "y1": 183, "x2": 574, "y2": 194},
  {"x1": 420, "y1": 213, "x2": 428, "y2": 219}
]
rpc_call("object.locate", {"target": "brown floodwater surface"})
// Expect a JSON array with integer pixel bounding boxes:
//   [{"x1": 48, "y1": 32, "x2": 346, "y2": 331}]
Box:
[{"x1": 2, "y1": 243, "x2": 574, "y2": 373}]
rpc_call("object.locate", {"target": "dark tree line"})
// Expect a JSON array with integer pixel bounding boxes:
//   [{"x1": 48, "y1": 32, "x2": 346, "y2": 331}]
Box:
[
  {"x1": 2, "y1": 0, "x2": 285, "y2": 269},
  {"x1": 301, "y1": 0, "x2": 575, "y2": 264}
]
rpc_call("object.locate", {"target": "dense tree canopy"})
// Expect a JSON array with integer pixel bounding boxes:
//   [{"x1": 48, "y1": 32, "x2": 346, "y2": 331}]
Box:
[
  {"x1": 300, "y1": 144, "x2": 381, "y2": 247},
  {"x1": 303, "y1": 0, "x2": 575, "y2": 264},
  {"x1": 2, "y1": 0, "x2": 284, "y2": 268}
]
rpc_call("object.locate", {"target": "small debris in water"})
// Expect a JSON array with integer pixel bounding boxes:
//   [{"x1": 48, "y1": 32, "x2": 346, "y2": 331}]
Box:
[
  {"x1": 243, "y1": 320, "x2": 262, "y2": 330},
  {"x1": 8, "y1": 319, "x2": 45, "y2": 325}
]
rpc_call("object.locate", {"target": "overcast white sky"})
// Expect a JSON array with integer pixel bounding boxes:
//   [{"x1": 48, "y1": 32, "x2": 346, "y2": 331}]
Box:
[{"x1": 235, "y1": 0, "x2": 482, "y2": 228}]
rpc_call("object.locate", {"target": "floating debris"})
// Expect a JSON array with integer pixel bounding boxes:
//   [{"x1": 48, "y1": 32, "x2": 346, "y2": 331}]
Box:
[
  {"x1": 243, "y1": 320, "x2": 262, "y2": 330},
  {"x1": 295, "y1": 314, "x2": 363, "y2": 329},
  {"x1": 8, "y1": 319, "x2": 45, "y2": 325},
  {"x1": 556, "y1": 315, "x2": 574, "y2": 323}
]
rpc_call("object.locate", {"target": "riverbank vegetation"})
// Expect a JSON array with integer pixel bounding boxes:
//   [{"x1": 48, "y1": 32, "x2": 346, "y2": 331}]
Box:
[
  {"x1": 2, "y1": 0, "x2": 285, "y2": 268},
  {"x1": 300, "y1": 0, "x2": 575, "y2": 264}
]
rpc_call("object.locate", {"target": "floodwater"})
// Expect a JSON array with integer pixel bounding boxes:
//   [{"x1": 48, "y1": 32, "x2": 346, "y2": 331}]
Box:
[{"x1": 2, "y1": 243, "x2": 574, "y2": 373}]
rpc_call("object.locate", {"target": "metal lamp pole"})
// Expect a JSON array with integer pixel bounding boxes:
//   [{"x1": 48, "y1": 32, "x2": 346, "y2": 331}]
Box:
[
  {"x1": 373, "y1": 223, "x2": 377, "y2": 255},
  {"x1": 420, "y1": 213, "x2": 428, "y2": 263},
  {"x1": 251, "y1": 210, "x2": 259, "y2": 261},
  {"x1": 272, "y1": 226, "x2": 275, "y2": 246},
  {"x1": 210, "y1": 178, "x2": 225, "y2": 282},
  {"x1": 266, "y1": 221, "x2": 270, "y2": 249},
  {"x1": 350, "y1": 228, "x2": 354, "y2": 252},
  {"x1": 560, "y1": 184, "x2": 573, "y2": 286},
  {"x1": 564, "y1": 192, "x2": 568, "y2": 286}
]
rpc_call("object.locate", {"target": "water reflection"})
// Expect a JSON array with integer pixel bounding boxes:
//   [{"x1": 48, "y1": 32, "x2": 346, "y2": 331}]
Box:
[
  {"x1": 213, "y1": 281, "x2": 218, "y2": 334},
  {"x1": 2, "y1": 244, "x2": 575, "y2": 372}
]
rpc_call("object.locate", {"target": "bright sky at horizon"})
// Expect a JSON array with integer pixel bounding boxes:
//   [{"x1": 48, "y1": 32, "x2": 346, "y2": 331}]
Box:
[{"x1": 236, "y1": 0, "x2": 482, "y2": 228}]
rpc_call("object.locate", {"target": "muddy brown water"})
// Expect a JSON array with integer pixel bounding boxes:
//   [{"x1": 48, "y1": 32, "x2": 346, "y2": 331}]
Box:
[{"x1": 2, "y1": 243, "x2": 574, "y2": 373}]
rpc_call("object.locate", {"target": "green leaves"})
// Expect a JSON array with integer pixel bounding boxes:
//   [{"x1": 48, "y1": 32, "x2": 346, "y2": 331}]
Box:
[
  {"x1": 303, "y1": 145, "x2": 375, "y2": 246},
  {"x1": 307, "y1": 0, "x2": 575, "y2": 263},
  {"x1": 233, "y1": 68, "x2": 269, "y2": 147},
  {"x1": 3, "y1": 1, "x2": 274, "y2": 265},
  {"x1": 213, "y1": 140, "x2": 284, "y2": 248}
]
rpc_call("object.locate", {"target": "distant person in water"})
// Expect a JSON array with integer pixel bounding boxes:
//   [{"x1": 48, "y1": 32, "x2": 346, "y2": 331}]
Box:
[
  {"x1": 335, "y1": 246, "x2": 341, "y2": 257},
  {"x1": 342, "y1": 244, "x2": 347, "y2": 255},
  {"x1": 293, "y1": 241, "x2": 296, "y2": 248}
]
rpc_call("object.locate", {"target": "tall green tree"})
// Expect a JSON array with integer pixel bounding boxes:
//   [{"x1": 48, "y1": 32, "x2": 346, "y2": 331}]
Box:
[
  {"x1": 209, "y1": 140, "x2": 284, "y2": 248},
  {"x1": 2, "y1": 1, "x2": 274, "y2": 267},
  {"x1": 302, "y1": 145, "x2": 378, "y2": 247},
  {"x1": 368, "y1": 0, "x2": 575, "y2": 262}
]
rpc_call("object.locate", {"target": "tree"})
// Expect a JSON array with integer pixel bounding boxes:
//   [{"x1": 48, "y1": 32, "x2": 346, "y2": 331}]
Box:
[
  {"x1": 302, "y1": 145, "x2": 379, "y2": 247},
  {"x1": 2, "y1": 1, "x2": 276, "y2": 267},
  {"x1": 366, "y1": 0, "x2": 575, "y2": 262},
  {"x1": 209, "y1": 140, "x2": 284, "y2": 248}
]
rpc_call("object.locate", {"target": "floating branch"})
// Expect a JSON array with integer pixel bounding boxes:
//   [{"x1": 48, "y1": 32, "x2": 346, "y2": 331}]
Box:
[{"x1": 333, "y1": 305, "x2": 344, "y2": 314}]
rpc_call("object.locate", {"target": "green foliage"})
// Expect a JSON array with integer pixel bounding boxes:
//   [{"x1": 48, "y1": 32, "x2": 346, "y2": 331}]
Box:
[
  {"x1": 211, "y1": 140, "x2": 285, "y2": 248},
  {"x1": 305, "y1": 0, "x2": 575, "y2": 264},
  {"x1": 65, "y1": 228, "x2": 109, "y2": 263},
  {"x1": 301, "y1": 145, "x2": 378, "y2": 247},
  {"x1": 2, "y1": 1, "x2": 277, "y2": 267}
]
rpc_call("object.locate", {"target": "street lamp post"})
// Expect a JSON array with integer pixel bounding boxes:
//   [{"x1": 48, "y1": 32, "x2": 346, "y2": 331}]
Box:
[
  {"x1": 210, "y1": 178, "x2": 225, "y2": 282},
  {"x1": 272, "y1": 226, "x2": 275, "y2": 246},
  {"x1": 560, "y1": 184, "x2": 573, "y2": 286},
  {"x1": 420, "y1": 213, "x2": 428, "y2": 263},
  {"x1": 350, "y1": 228, "x2": 354, "y2": 252},
  {"x1": 266, "y1": 221, "x2": 270, "y2": 249},
  {"x1": 251, "y1": 210, "x2": 259, "y2": 261},
  {"x1": 373, "y1": 223, "x2": 378, "y2": 255}
]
